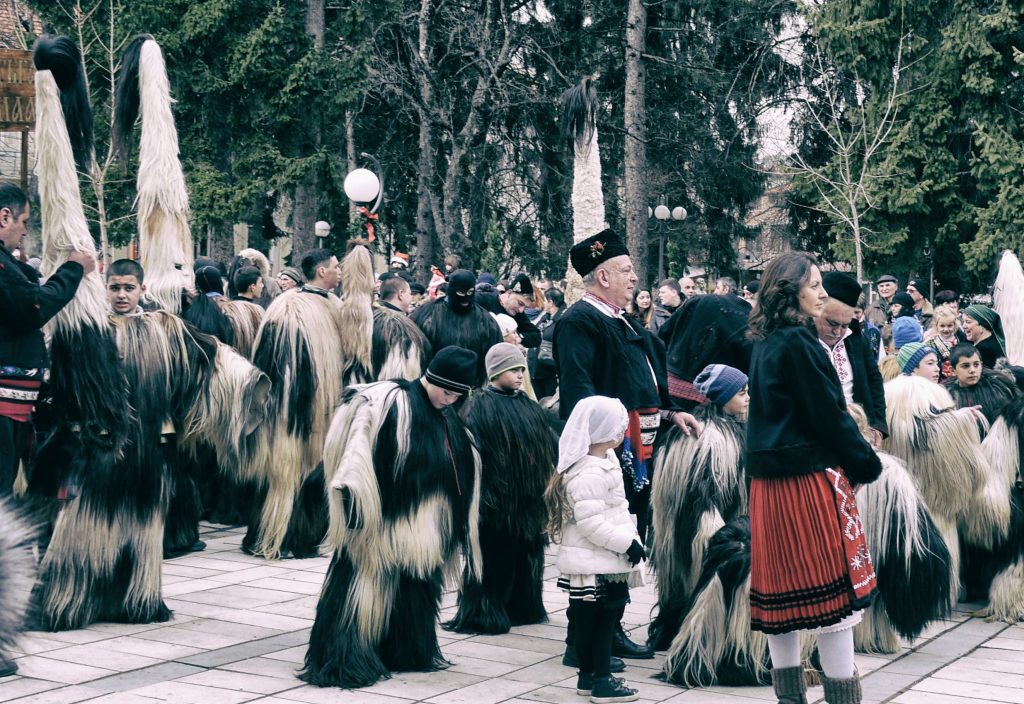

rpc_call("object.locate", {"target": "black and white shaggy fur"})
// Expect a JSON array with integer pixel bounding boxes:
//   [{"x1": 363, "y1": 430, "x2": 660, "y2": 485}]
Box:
[
  {"x1": 410, "y1": 299, "x2": 502, "y2": 388},
  {"x1": 238, "y1": 290, "x2": 344, "y2": 559},
  {"x1": 969, "y1": 396, "x2": 1024, "y2": 621},
  {"x1": 0, "y1": 500, "x2": 38, "y2": 651},
  {"x1": 853, "y1": 451, "x2": 953, "y2": 653},
  {"x1": 444, "y1": 387, "x2": 555, "y2": 634},
  {"x1": 372, "y1": 308, "x2": 431, "y2": 381},
  {"x1": 300, "y1": 380, "x2": 482, "y2": 689},
  {"x1": 31, "y1": 314, "x2": 267, "y2": 630},
  {"x1": 648, "y1": 405, "x2": 746, "y2": 651}
]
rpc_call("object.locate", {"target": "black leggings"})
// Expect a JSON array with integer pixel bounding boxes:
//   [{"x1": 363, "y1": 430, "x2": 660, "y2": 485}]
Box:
[{"x1": 573, "y1": 600, "x2": 619, "y2": 677}]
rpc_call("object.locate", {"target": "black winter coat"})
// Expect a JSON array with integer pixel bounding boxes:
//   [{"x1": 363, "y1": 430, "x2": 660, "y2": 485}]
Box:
[
  {"x1": 0, "y1": 246, "x2": 83, "y2": 370},
  {"x1": 841, "y1": 322, "x2": 888, "y2": 437},
  {"x1": 746, "y1": 325, "x2": 881, "y2": 484},
  {"x1": 553, "y1": 299, "x2": 669, "y2": 420}
]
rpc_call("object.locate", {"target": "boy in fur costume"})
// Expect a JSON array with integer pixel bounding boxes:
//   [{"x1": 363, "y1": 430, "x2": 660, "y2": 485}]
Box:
[
  {"x1": 445, "y1": 343, "x2": 555, "y2": 635},
  {"x1": 300, "y1": 346, "x2": 482, "y2": 689},
  {"x1": 943, "y1": 343, "x2": 1020, "y2": 425},
  {"x1": 648, "y1": 364, "x2": 748, "y2": 653}
]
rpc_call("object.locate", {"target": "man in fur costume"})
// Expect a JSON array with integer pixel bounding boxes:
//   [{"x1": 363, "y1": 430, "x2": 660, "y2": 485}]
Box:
[
  {"x1": 411, "y1": 269, "x2": 502, "y2": 388},
  {"x1": 372, "y1": 276, "x2": 431, "y2": 381},
  {"x1": 445, "y1": 343, "x2": 555, "y2": 635},
  {"x1": 300, "y1": 346, "x2": 482, "y2": 689},
  {"x1": 648, "y1": 364, "x2": 748, "y2": 653}
]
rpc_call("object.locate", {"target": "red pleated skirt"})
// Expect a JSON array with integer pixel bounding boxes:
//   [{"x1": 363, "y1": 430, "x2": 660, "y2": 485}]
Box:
[{"x1": 749, "y1": 467, "x2": 877, "y2": 634}]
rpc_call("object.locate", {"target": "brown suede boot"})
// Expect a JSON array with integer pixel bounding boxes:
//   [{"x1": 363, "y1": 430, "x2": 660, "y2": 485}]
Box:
[
  {"x1": 771, "y1": 666, "x2": 808, "y2": 704},
  {"x1": 820, "y1": 672, "x2": 862, "y2": 704}
]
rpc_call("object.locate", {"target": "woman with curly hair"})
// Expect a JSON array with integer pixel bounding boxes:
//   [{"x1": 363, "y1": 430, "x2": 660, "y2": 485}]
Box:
[{"x1": 746, "y1": 252, "x2": 882, "y2": 704}]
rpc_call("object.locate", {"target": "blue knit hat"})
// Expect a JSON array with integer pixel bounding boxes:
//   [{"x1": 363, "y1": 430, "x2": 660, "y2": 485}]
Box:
[
  {"x1": 891, "y1": 317, "x2": 923, "y2": 350},
  {"x1": 897, "y1": 342, "x2": 936, "y2": 375},
  {"x1": 694, "y1": 364, "x2": 748, "y2": 407}
]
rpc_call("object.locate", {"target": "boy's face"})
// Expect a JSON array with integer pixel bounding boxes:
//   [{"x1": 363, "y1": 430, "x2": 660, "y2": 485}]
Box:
[
  {"x1": 107, "y1": 275, "x2": 144, "y2": 314},
  {"x1": 954, "y1": 354, "x2": 982, "y2": 387},
  {"x1": 492, "y1": 367, "x2": 524, "y2": 392},
  {"x1": 722, "y1": 386, "x2": 749, "y2": 420},
  {"x1": 913, "y1": 353, "x2": 940, "y2": 384}
]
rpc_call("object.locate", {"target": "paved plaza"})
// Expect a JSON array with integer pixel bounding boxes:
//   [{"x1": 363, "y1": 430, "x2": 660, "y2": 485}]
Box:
[{"x1": 1, "y1": 523, "x2": 1021, "y2": 704}]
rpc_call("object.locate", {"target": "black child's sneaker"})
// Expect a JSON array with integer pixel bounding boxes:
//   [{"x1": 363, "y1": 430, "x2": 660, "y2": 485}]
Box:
[
  {"x1": 577, "y1": 673, "x2": 626, "y2": 697},
  {"x1": 588, "y1": 675, "x2": 638, "y2": 703}
]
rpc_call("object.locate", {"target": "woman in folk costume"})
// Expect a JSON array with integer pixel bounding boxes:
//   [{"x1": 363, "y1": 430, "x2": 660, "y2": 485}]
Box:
[
  {"x1": 445, "y1": 343, "x2": 555, "y2": 635},
  {"x1": 648, "y1": 364, "x2": 749, "y2": 653},
  {"x1": 745, "y1": 252, "x2": 882, "y2": 704},
  {"x1": 300, "y1": 347, "x2": 482, "y2": 689}
]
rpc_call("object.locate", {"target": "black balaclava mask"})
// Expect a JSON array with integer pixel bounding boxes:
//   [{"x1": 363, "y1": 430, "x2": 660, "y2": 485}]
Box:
[{"x1": 446, "y1": 269, "x2": 478, "y2": 314}]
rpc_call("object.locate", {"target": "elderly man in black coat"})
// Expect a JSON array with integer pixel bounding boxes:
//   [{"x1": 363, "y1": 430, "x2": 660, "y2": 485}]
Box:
[
  {"x1": 553, "y1": 228, "x2": 700, "y2": 664},
  {"x1": 816, "y1": 272, "x2": 888, "y2": 442}
]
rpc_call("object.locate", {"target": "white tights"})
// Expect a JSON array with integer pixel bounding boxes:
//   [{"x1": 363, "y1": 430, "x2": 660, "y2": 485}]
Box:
[{"x1": 766, "y1": 628, "x2": 855, "y2": 680}]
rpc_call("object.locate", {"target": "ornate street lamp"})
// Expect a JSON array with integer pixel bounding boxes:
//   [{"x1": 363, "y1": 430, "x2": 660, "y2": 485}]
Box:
[
  {"x1": 344, "y1": 152, "x2": 384, "y2": 241},
  {"x1": 650, "y1": 202, "x2": 687, "y2": 282}
]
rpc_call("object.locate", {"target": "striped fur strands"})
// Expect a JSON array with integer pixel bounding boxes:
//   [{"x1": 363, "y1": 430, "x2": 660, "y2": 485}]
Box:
[
  {"x1": 649, "y1": 407, "x2": 745, "y2": 651},
  {"x1": 969, "y1": 396, "x2": 1024, "y2": 621},
  {"x1": 114, "y1": 35, "x2": 193, "y2": 313},
  {"x1": 30, "y1": 433, "x2": 171, "y2": 630},
  {"x1": 0, "y1": 500, "x2": 37, "y2": 651},
  {"x1": 305, "y1": 380, "x2": 482, "y2": 688},
  {"x1": 219, "y1": 299, "x2": 264, "y2": 357},
  {"x1": 660, "y1": 517, "x2": 772, "y2": 687},
  {"x1": 853, "y1": 451, "x2": 952, "y2": 653},
  {"x1": 372, "y1": 309, "x2": 431, "y2": 381},
  {"x1": 994, "y1": 250, "x2": 1024, "y2": 365},
  {"x1": 339, "y1": 241, "x2": 375, "y2": 385},
  {"x1": 34, "y1": 36, "x2": 129, "y2": 448},
  {"x1": 242, "y1": 291, "x2": 345, "y2": 559},
  {"x1": 445, "y1": 388, "x2": 555, "y2": 634},
  {"x1": 882, "y1": 375, "x2": 987, "y2": 526}
]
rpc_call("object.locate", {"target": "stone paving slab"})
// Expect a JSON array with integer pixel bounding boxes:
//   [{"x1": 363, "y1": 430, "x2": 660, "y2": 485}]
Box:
[{"x1": 2, "y1": 524, "x2": 1022, "y2": 703}]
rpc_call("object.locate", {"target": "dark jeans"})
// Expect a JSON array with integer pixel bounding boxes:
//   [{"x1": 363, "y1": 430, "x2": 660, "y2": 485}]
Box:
[{"x1": 0, "y1": 415, "x2": 31, "y2": 496}]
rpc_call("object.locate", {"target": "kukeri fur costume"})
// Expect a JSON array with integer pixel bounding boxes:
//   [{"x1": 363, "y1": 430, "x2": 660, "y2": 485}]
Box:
[
  {"x1": 969, "y1": 396, "x2": 1024, "y2": 621},
  {"x1": 648, "y1": 404, "x2": 746, "y2": 651},
  {"x1": 444, "y1": 387, "x2": 555, "y2": 634},
  {"x1": 300, "y1": 380, "x2": 482, "y2": 688},
  {"x1": 32, "y1": 312, "x2": 268, "y2": 629},
  {"x1": 113, "y1": 34, "x2": 193, "y2": 314},
  {"x1": 882, "y1": 374, "x2": 990, "y2": 604},
  {"x1": 852, "y1": 450, "x2": 952, "y2": 653},
  {"x1": 994, "y1": 251, "x2": 1024, "y2": 366},
  {"x1": 944, "y1": 366, "x2": 1021, "y2": 425},
  {"x1": 238, "y1": 287, "x2": 345, "y2": 559},
  {"x1": 372, "y1": 309, "x2": 431, "y2": 381},
  {"x1": 0, "y1": 500, "x2": 37, "y2": 652},
  {"x1": 410, "y1": 298, "x2": 501, "y2": 388}
]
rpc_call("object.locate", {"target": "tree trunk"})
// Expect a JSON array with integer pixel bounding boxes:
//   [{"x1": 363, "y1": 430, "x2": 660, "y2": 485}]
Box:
[
  {"x1": 624, "y1": 0, "x2": 648, "y2": 287},
  {"x1": 292, "y1": 0, "x2": 325, "y2": 257},
  {"x1": 413, "y1": 0, "x2": 436, "y2": 281}
]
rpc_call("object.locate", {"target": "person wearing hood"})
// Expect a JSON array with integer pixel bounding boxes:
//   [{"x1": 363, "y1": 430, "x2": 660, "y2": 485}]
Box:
[
  {"x1": 411, "y1": 269, "x2": 503, "y2": 387},
  {"x1": 962, "y1": 304, "x2": 1007, "y2": 369}
]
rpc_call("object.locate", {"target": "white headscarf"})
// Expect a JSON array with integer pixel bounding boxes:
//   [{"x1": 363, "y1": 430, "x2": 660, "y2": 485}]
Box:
[{"x1": 557, "y1": 396, "x2": 629, "y2": 474}]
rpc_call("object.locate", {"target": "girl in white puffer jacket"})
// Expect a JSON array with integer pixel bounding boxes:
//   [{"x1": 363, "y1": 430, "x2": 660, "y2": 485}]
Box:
[{"x1": 545, "y1": 396, "x2": 644, "y2": 704}]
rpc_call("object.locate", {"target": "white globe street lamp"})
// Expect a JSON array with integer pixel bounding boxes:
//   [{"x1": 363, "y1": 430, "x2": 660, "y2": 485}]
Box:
[
  {"x1": 344, "y1": 152, "x2": 385, "y2": 242},
  {"x1": 650, "y1": 201, "x2": 688, "y2": 283}
]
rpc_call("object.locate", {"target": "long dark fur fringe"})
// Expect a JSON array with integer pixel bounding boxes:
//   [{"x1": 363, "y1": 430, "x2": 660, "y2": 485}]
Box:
[
  {"x1": 282, "y1": 463, "x2": 327, "y2": 559},
  {"x1": 112, "y1": 33, "x2": 152, "y2": 162},
  {"x1": 409, "y1": 299, "x2": 502, "y2": 388},
  {"x1": 560, "y1": 77, "x2": 598, "y2": 151},
  {"x1": 33, "y1": 35, "x2": 93, "y2": 171}
]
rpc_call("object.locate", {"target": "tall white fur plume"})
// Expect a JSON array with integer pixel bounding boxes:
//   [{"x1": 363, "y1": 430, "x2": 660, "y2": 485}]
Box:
[
  {"x1": 134, "y1": 39, "x2": 193, "y2": 312},
  {"x1": 339, "y1": 241, "x2": 375, "y2": 384},
  {"x1": 994, "y1": 250, "x2": 1024, "y2": 365},
  {"x1": 35, "y1": 69, "x2": 108, "y2": 332}
]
